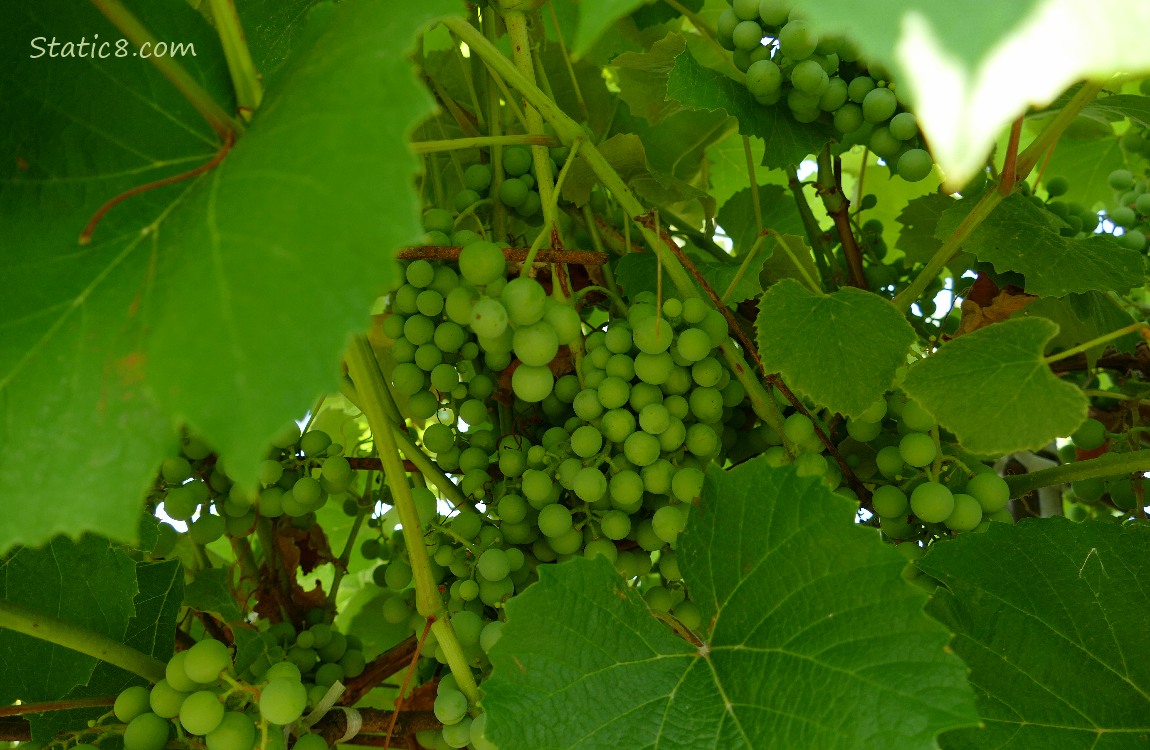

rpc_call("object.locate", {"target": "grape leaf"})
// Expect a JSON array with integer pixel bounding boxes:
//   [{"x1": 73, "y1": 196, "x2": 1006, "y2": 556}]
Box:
[
  {"x1": 918, "y1": 519, "x2": 1150, "y2": 749},
  {"x1": 1081, "y1": 93, "x2": 1150, "y2": 130},
  {"x1": 937, "y1": 194, "x2": 1144, "y2": 297},
  {"x1": 232, "y1": 627, "x2": 287, "y2": 679},
  {"x1": 787, "y1": 0, "x2": 1150, "y2": 186},
  {"x1": 632, "y1": 0, "x2": 704, "y2": 29},
  {"x1": 29, "y1": 558, "x2": 183, "y2": 740},
  {"x1": 0, "y1": 0, "x2": 459, "y2": 554},
  {"x1": 0, "y1": 536, "x2": 138, "y2": 704},
  {"x1": 759, "y1": 235, "x2": 821, "y2": 290},
  {"x1": 666, "y1": 46, "x2": 834, "y2": 169},
  {"x1": 483, "y1": 461, "x2": 978, "y2": 749},
  {"x1": 896, "y1": 194, "x2": 960, "y2": 266},
  {"x1": 183, "y1": 567, "x2": 245, "y2": 624},
  {"x1": 902, "y1": 317, "x2": 1087, "y2": 454},
  {"x1": 554, "y1": 0, "x2": 649, "y2": 59},
  {"x1": 755, "y1": 279, "x2": 916, "y2": 418},
  {"x1": 705, "y1": 130, "x2": 790, "y2": 209},
  {"x1": 613, "y1": 32, "x2": 689, "y2": 125},
  {"x1": 1042, "y1": 136, "x2": 1126, "y2": 208},
  {"x1": 717, "y1": 186, "x2": 804, "y2": 255},
  {"x1": 615, "y1": 253, "x2": 765, "y2": 305}
]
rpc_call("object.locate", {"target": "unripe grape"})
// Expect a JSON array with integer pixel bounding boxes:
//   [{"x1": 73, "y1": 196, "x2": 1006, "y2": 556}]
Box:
[
  {"x1": 778, "y1": 20, "x2": 817, "y2": 60},
  {"x1": 898, "y1": 432, "x2": 936, "y2": 467},
  {"x1": 731, "y1": 20, "x2": 765, "y2": 51},
  {"x1": 965, "y1": 472, "x2": 1010, "y2": 513},
  {"x1": 1108, "y1": 169, "x2": 1135, "y2": 191},
  {"x1": 861, "y1": 87, "x2": 898, "y2": 123},
  {"x1": 434, "y1": 689, "x2": 469, "y2": 726},
  {"x1": 1071, "y1": 418, "x2": 1106, "y2": 450},
  {"x1": 871, "y1": 485, "x2": 908, "y2": 518},
  {"x1": 183, "y1": 638, "x2": 231, "y2": 683},
  {"x1": 945, "y1": 493, "x2": 984, "y2": 532},
  {"x1": 458, "y1": 241, "x2": 506, "y2": 286},
  {"x1": 259, "y1": 678, "x2": 307, "y2": 725},
  {"x1": 463, "y1": 163, "x2": 492, "y2": 192},
  {"x1": 179, "y1": 691, "x2": 225, "y2": 736},
  {"x1": 124, "y1": 713, "x2": 170, "y2": 750},
  {"x1": 115, "y1": 686, "x2": 153, "y2": 723},
  {"x1": 910, "y1": 482, "x2": 954, "y2": 523}
]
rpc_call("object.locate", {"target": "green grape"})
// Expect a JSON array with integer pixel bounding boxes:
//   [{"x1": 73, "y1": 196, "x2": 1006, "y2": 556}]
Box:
[
  {"x1": 638, "y1": 403, "x2": 671, "y2": 435},
  {"x1": 910, "y1": 482, "x2": 954, "y2": 523},
  {"x1": 745, "y1": 60, "x2": 783, "y2": 98},
  {"x1": 1072, "y1": 476, "x2": 1106, "y2": 503},
  {"x1": 513, "y1": 322, "x2": 559, "y2": 366},
  {"x1": 204, "y1": 715, "x2": 257, "y2": 750},
  {"x1": 469, "y1": 298, "x2": 508, "y2": 339},
  {"x1": 458, "y1": 241, "x2": 506, "y2": 286},
  {"x1": 600, "y1": 408, "x2": 637, "y2": 443},
  {"x1": 861, "y1": 86, "x2": 897, "y2": 123},
  {"x1": 871, "y1": 485, "x2": 908, "y2": 518},
  {"x1": 179, "y1": 690, "x2": 225, "y2": 736},
  {"x1": 314, "y1": 662, "x2": 344, "y2": 687},
  {"x1": 500, "y1": 277, "x2": 547, "y2": 326},
  {"x1": 790, "y1": 59, "x2": 829, "y2": 95},
  {"x1": 671, "y1": 466, "x2": 705, "y2": 502},
  {"x1": 652, "y1": 504, "x2": 687, "y2": 545},
  {"x1": 1108, "y1": 169, "x2": 1135, "y2": 191},
  {"x1": 599, "y1": 509, "x2": 632, "y2": 540},
  {"x1": 833, "y1": 103, "x2": 864, "y2": 133},
  {"x1": 898, "y1": 432, "x2": 936, "y2": 467},
  {"x1": 573, "y1": 467, "x2": 608, "y2": 502},
  {"x1": 165, "y1": 651, "x2": 202, "y2": 692},
  {"x1": 899, "y1": 398, "x2": 936, "y2": 432},
  {"x1": 846, "y1": 418, "x2": 882, "y2": 442},
  {"x1": 477, "y1": 548, "x2": 511, "y2": 581},
  {"x1": 385, "y1": 559, "x2": 414, "y2": 590},
  {"x1": 259, "y1": 677, "x2": 307, "y2": 725},
  {"x1": 868, "y1": 126, "x2": 902, "y2": 161},
  {"x1": 498, "y1": 177, "x2": 529, "y2": 208},
  {"x1": 1119, "y1": 229, "x2": 1147, "y2": 250},
  {"x1": 965, "y1": 472, "x2": 1010, "y2": 513},
  {"x1": 161, "y1": 456, "x2": 193, "y2": 484},
  {"x1": 1071, "y1": 418, "x2": 1106, "y2": 450},
  {"x1": 945, "y1": 493, "x2": 983, "y2": 531},
  {"x1": 502, "y1": 146, "x2": 532, "y2": 176},
  {"x1": 623, "y1": 431, "x2": 661, "y2": 467},
  {"x1": 570, "y1": 424, "x2": 604, "y2": 458},
  {"x1": 778, "y1": 19, "x2": 817, "y2": 59},
  {"x1": 124, "y1": 713, "x2": 171, "y2": 750},
  {"x1": 463, "y1": 163, "x2": 492, "y2": 192},
  {"x1": 888, "y1": 111, "x2": 918, "y2": 140},
  {"x1": 1045, "y1": 175, "x2": 1069, "y2": 197},
  {"x1": 299, "y1": 430, "x2": 332, "y2": 457},
  {"x1": 897, "y1": 148, "x2": 934, "y2": 182},
  {"x1": 115, "y1": 685, "x2": 153, "y2": 723},
  {"x1": 294, "y1": 735, "x2": 328, "y2": 750},
  {"x1": 434, "y1": 689, "x2": 469, "y2": 726},
  {"x1": 183, "y1": 638, "x2": 231, "y2": 683},
  {"x1": 783, "y1": 413, "x2": 815, "y2": 444},
  {"x1": 610, "y1": 470, "x2": 646, "y2": 512},
  {"x1": 423, "y1": 208, "x2": 454, "y2": 234},
  {"x1": 731, "y1": 19, "x2": 764, "y2": 50},
  {"x1": 819, "y1": 76, "x2": 849, "y2": 111},
  {"x1": 511, "y1": 364, "x2": 554, "y2": 402}
]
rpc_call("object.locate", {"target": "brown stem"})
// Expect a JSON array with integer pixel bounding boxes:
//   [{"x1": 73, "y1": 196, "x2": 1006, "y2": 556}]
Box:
[
  {"x1": 0, "y1": 697, "x2": 115, "y2": 718},
  {"x1": 340, "y1": 636, "x2": 420, "y2": 705},
  {"x1": 79, "y1": 131, "x2": 234, "y2": 245},
  {"x1": 815, "y1": 148, "x2": 865, "y2": 288},
  {"x1": 999, "y1": 115, "x2": 1024, "y2": 196}
]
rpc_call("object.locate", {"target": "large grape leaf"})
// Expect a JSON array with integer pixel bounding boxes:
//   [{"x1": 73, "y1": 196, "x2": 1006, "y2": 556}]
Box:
[
  {"x1": 787, "y1": 0, "x2": 1150, "y2": 187},
  {"x1": 666, "y1": 46, "x2": 833, "y2": 170},
  {"x1": 483, "y1": 461, "x2": 978, "y2": 750},
  {"x1": 29, "y1": 558, "x2": 183, "y2": 740},
  {"x1": 755, "y1": 279, "x2": 916, "y2": 418},
  {"x1": 918, "y1": 519, "x2": 1150, "y2": 749},
  {"x1": 896, "y1": 194, "x2": 960, "y2": 266},
  {"x1": 902, "y1": 317, "x2": 1087, "y2": 454},
  {"x1": 551, "y1": 0, "x2": 649, "y2": 59},
  {"x1": 937, "y1": 194, "x2": 1144, "y2": 297},
  {"x1": 1021, "y1": 292, "x2": 1141, "y2": 367},
  {"x1": 0, "y1": 0, "x2": 459, "y2": 554},
  {"x1": 0, "y1": 536, "x2": 138, "y2": 704},
  {"x1": 1041, "y1": 136, "x2": 1126, "y2": 208},
  {"x1": 613, "y1": 32, "x2": 690, "y2": 125}
]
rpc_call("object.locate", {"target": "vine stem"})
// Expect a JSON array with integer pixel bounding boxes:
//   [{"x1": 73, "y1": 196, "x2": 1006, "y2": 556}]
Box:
[
  {"x1": 785, "y1": 165, "x2": 834, "y2": 287},
  {"x1": 344, "y1": 336, "x2": 479, "y2": 704},
  {"x1": 0, "y1": 697, "x2": 116, "y2": 718},
  {"x1": 207, "y1": 0, "x2": 263, "y2": 118},
  {"x1": 0, "y1": 600, "x2": 165, "y2": 683},
  {"x1": 1005, "y1": 448, "x2": 1150, "y2": 497},
  {"x1": 1043, "y1": 321, "x2": 1148, "y2": 364},
  {"x1": 893, "y1": 79, "x2": 1107, "y2": 313},
  {"x1": 412, "y1": 133, "x2": 559, "y2": 154},
  {"x1": 89, "y1": 0, "x2": 243, "y2": 139},
  {"x1": 814, "y1": 148, "x2": 866, "y2": 288}
]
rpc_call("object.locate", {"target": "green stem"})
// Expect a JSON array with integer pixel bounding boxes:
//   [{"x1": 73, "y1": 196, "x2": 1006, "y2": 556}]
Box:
[
  {"x1": 0, "y1": 601, "x2": 165, "y2": 683},
  {"x1": 412, "y1": 134, "x2": 559, "y2": 154},
  {"x1": 344, "y1": 337, "x2": 479, "y2": 704},
  {"x1": 1006, "y1": 449, "x2": 1150, "y2": 497},
  {"x1": 785, "y1": 165, "x2": 833, "y2": 288},
  {"x1": 89, "y1": 0, "x2": 243, "y2": 140},
  {"x1": 720, "y1": 233, "x2": 766, "y2": 303},
  {"x1": 325, "y1": 489, "x2": 371, "y2": 616},
  {"x1": 503, "y1": 9, "x2": 559, "y2": 239},
  {"x1": 207, "y1": 0, "x2": 263, "y2": 118},
  {"x1": 1044, "y1": 322, "x2": 1147, "y2": 364},
  {"x1": 743, "y1": 136, "x2": 763, "y2": 242}
]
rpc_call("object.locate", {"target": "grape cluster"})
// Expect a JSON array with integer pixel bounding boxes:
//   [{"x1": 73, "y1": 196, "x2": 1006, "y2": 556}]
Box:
[
  {"x1": 1100, "y1": 168, "x2": 1150, "y2": 252},
  {"x1": 716, "y1": 0, "x2": 934, "y2": 181},
  {"x1": 148, "y1": 426, "x2": 356, "y2": 555},
  {"x1": 448, "y1": 143, "x2": 569, "y2": 232},
  {"x1": 110, "y1": 632, "x2": 355, "y2": 750}
]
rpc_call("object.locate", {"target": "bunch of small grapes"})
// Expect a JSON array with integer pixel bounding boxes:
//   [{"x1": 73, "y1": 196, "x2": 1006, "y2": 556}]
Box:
[
  {"x1": 716, "y1": 0, "x2": 934, "y2": 181},
  {"x1": 1100, "y1": 168, "x2": 1150, "y2": 252},
  {"x1": 1060, "y1": 417, "x2": 1146, "y2": 517},
  {"x1": 832, "y1": 390, "x2": 1014, "y2": 542},
  {"x1": 457, "y1": 144, "x2": 569, "y2": 226},
  {"x1": 113, "y1": 638, "x2": 330, "y2": 750},
  {"x1": 150, "y1": 426, "x2": 358, "y2": 553}
]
